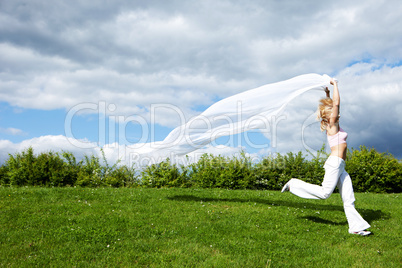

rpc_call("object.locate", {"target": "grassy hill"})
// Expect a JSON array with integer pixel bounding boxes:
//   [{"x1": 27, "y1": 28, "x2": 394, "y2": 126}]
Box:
[{"x1": 1, "y1": 187, "x2": 400, "y2": 267}]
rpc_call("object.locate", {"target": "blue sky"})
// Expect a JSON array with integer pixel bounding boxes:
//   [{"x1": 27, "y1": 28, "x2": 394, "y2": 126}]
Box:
[{"x1": 1, "y1": 0, "x2": 402, "y2": 165}]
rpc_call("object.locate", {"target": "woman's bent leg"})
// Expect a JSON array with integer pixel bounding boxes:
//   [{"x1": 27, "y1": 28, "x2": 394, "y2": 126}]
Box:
[
  {"x1": 287, "y1": 156, "x2": 342, "y2": 199},
  {"x1": 337, "y1": 171, "x2": 371, "y2": 232}
]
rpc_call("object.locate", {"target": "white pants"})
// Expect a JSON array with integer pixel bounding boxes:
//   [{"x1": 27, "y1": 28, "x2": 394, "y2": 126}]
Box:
[{"x1": 287, "y1": 156, "x2": 370, "y2": 232}]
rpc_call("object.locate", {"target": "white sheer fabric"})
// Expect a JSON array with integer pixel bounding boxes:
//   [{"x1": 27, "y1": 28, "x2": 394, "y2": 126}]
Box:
[{"x1": 148, "y1": 73, "x2": 332, "y2": 156}]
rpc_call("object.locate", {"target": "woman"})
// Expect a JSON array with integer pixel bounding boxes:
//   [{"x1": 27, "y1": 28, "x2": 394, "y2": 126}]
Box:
[{"x1": 281, "y1": 78, "x2": 371, "y2": 236}]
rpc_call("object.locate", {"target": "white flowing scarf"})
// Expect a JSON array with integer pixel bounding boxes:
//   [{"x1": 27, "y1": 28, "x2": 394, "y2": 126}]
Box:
[{"x1": 144, "y1": 73, "x2": 332, "y2": 157}]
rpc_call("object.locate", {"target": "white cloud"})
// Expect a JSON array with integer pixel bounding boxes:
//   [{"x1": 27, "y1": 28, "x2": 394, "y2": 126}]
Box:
[
  {"x1": 0, "y1": 135, "x2": 98, "y2": 164},
  {"x1": 0, "y1": 127, "x2": 26, "y2": 136}
]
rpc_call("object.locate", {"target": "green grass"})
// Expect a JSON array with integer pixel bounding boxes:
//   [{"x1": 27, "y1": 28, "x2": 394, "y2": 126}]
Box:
[{"x1": 0, "y1": 187, "x2": 400, "y2": 267}]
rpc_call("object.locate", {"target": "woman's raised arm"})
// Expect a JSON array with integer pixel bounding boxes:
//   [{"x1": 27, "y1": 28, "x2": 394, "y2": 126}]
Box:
[{"x1": 329, "y1": 78, "x2": 340, "y2": 125}]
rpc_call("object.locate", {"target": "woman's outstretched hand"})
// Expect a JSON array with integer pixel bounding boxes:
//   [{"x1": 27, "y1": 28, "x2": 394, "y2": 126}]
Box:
[{"x1": 330, "y1": 78, "x2": 337, "y2": 85}]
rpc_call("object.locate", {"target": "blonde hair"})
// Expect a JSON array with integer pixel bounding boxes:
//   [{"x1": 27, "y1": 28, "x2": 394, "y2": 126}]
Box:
[{"x1": 317, "y1": 98, "x2": 333, "y2": 131}]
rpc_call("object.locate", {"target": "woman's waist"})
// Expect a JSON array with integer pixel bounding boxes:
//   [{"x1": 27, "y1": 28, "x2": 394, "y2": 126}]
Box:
[
  {"x1": 330, "y1": 142, "x2": 347, "y2": 150},
  {"x1": 330, "y1": 143, "x2": 347, "y2": 160}
]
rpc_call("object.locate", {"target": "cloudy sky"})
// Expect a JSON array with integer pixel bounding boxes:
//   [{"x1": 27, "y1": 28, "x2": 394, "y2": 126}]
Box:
[{"x1": 1, "y1": 0, "x2": 401, "y2": 166}]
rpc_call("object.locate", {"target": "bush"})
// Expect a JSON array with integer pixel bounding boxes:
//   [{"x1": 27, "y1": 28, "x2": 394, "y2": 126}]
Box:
[
  {"x1": 75, "y1": 151, "x2": 138, "y2": 188},
  {"x1": 0, "y1": 164, "x2": 9, "y2": 185},
  {"x1": 75, "y1": 155, "x2": 103, "y2": 187},
  {"x1": 108, "y1": 165, "x2": 138, "y2": 187},
  {"x1": 346, "y1": 146, "x2": 402, "y2": 193},
  {"x1": 5, "y1": 148, "x2": 77, "y2": 186},
  {"x1": 216, "y1": 152, "x2": 255, "y2": 189},
  {"x1": 0, "y1": 146, "x2": 400, "y2": 193},
  {"x1": 1, "y1": 148, "x2": 138, "y2": 188},
  {"x1": 141, "y1": 158, "x2": 190, "y2": 188},
  {"x1": 253, "y1": 151, "x2": 325, "y2": 190},
  {"x1": 189, "y1": 152, "x2": 255, "y2": 189},
  {"x1": 254, "y1": 153, "x2": 289, "y2": 190}
]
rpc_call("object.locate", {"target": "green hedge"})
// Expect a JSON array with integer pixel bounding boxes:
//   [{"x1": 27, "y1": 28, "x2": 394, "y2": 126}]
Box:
[
  {"x1": 0, "y1": 146, "x2": 401, "y2": 193},
  {"x1": 346, "y1": 146, "x2": 402, "y2": 193},
  {"x1": 0, "y1": 147, "x2": 138, "y2": 188}
]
